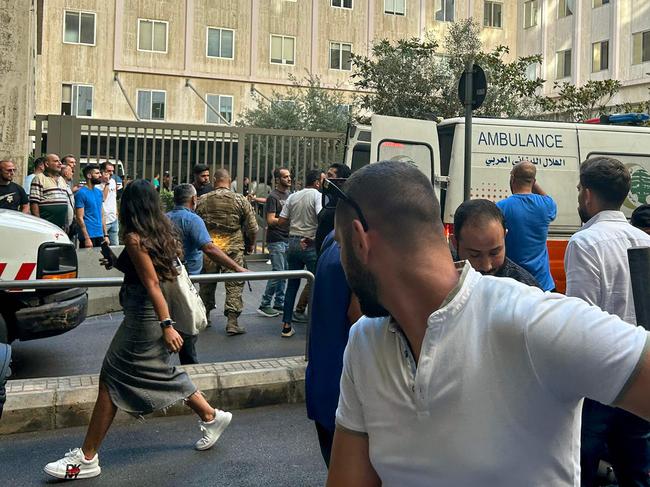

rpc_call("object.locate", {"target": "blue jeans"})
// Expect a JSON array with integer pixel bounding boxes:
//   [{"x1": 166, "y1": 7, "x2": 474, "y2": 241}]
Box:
[
  {"x1": 260, "y1": 241, "x2": 288, "y2": 308},
  {"x1": 581, "y1": 398, "x2": 650, "y2": 487},
  {"x1": 282, "y1": 237, "x2": 318, "y2": 324},
  {"x1": 106, "y1": 219, "x2": 119, "y2": 245}
]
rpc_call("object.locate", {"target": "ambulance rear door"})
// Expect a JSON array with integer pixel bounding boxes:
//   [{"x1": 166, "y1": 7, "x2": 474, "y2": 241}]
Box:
[{"x1": 370, "y1": 114, "x2": 441, "y2": 198}]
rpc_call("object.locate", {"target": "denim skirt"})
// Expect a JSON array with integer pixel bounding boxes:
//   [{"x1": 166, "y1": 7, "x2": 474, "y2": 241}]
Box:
[{"x1": 99, "y1": 284, "x2": 197, "y2": 416}]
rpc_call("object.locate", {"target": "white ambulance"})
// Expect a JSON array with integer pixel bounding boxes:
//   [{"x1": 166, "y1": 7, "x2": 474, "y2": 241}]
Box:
[
  {"x1": 344, "y1": 114, "x2": 650, "y2": 292},
  {"x1": 0, "y1": 210, "x2": 87, "y2": 343}
]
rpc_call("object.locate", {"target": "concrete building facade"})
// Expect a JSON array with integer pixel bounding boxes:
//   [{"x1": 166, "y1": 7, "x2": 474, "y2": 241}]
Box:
[
  {"x1": 34, "y1": 0, "x2": 650, "y2": 127},
  {"x1": 517, "y1": 0, "x2": 650, "y2": 107},
  {"x1": 35, "y1": 0, "x2": 519, "y2": 125}
]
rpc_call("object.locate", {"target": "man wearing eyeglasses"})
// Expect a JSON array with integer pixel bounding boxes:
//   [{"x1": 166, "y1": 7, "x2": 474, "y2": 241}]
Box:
[
  {"x1": 277, "y1": 169, "x2": 324, "y2": 337},
  {"x1": 0, "y1": 160, "x2": 29, "y2": 213},
  {"x1": 327, "y1": 161, "x2": 650, "y2": 487}
]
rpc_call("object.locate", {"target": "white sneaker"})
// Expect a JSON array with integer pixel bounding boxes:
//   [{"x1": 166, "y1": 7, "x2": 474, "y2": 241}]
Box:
[
  {"x1": 44, "y1": 448, "x2": 101, "y2": 480},
  {"x1": 195, "y1": 409, "x2": 232, "y2": 451}
]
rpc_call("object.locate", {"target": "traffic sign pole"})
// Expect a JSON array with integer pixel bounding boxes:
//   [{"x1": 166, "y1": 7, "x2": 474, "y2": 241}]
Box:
[{"x1": 463, "y1": 60, "x2": 474, "y2": 202}]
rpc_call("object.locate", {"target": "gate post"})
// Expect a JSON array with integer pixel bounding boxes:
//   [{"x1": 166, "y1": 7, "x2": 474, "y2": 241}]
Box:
[{"x1": 46, "y1": 115, "x2": 81, "y2": 165}]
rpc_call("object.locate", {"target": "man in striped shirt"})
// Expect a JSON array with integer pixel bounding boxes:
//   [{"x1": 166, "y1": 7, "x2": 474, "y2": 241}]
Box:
[{"x1": 30, "y1": 153, "x2": 71, "y2": 230}]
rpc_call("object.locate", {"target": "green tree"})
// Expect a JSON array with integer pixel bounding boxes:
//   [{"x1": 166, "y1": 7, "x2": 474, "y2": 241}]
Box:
[
  {"x1": 351, "y1": 19, "x2": 551, "y2": 119},
  {"x1": 550, "y1": 79, "x2": 622, "y2": 122},
  {"x1": 237, "y1": 73, "x2": 352, "y2": 133}
]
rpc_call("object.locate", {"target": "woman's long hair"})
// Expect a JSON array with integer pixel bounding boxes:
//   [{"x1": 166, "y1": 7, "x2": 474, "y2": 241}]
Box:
[{"x1": 119, "y1": 179, "x2": 182, "y2": 281}]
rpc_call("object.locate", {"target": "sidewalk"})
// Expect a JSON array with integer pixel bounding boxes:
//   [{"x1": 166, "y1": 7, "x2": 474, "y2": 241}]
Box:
[{"x1": 1, "y1": 355, "x2": 306, "y2": 435}]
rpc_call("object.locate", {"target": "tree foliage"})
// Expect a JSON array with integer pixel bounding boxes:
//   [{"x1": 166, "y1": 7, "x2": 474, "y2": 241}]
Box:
[
  {"x1": 351, "y1": 19, "x2": 550, "y2": 119},
  {"x1": 237, "y1": 73, "x2": 351, "y2": 133},
  {"x1": 550, "y1": 79, "x2": 623, "y2": 122}
]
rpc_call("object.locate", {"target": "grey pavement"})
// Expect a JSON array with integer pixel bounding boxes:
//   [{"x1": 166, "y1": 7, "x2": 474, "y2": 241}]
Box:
[
  {"x1": 0, "y1": 403, "x2": 328, "y2": 486},
  {"x1": 9, "y1": 262, "x2": 309, "y2": 380}
]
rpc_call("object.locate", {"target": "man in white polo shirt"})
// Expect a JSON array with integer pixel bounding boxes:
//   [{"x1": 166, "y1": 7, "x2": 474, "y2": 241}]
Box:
[{"x1": 327, "y1": 161, "x2": 650, "y2": 487}]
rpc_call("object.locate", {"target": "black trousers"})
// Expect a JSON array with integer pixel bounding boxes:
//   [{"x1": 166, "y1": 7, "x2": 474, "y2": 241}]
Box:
[
  {"x1": 79, "y1": 236, "x2": 104, "y2": 248},
  {"x1": 315, "y1": 422, "x2": 335, "y2": 468},
  {"x1": 178, "y1": 332, "x2": 199, "y2": 365}
]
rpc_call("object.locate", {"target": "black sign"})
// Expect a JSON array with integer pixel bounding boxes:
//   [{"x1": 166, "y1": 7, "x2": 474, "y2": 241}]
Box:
[{"x1": 458, "y1": 64, "x2": 487, "y2": 111}]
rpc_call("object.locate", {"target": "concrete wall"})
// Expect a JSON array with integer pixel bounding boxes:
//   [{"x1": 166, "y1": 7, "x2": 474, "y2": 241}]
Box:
[
  {"x1": 0, "y1": 0, "x2": 36, "y2": 181},
  {"x1": 76, "y1": 246, "x2": 123, "y2": 316}
]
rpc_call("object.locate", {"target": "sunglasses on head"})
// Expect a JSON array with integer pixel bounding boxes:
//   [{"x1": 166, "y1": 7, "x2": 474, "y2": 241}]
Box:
[{"x1": 322, "y1": 178, "x2": 369, "y2": 232}]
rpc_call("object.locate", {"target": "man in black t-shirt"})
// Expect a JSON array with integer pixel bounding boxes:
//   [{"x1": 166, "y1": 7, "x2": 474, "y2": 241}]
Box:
[
  {"x1": 452, "y1": 199, "x2": 541, "y2": 289},
  {"x1": 0, "y1": 160, "x2": 29, "y2": 213},
  {"x1": 257, "y1": 167, "x2": 292, "y2": 317}
]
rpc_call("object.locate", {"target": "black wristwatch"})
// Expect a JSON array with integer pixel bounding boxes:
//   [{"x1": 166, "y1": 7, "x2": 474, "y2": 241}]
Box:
[{"x1": 159, "y1": 319, "x2": 175, "y2": 329}]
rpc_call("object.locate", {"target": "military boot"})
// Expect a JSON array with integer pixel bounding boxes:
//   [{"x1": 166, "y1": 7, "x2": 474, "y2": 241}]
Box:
[{"x1": 225, "y1": 313, "x2": 246, "y2": 336}]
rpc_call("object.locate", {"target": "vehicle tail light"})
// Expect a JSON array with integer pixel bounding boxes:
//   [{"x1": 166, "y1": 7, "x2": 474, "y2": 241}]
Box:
[{"x1": 42, "y1": 271, "x2": 77, "y2": 280}]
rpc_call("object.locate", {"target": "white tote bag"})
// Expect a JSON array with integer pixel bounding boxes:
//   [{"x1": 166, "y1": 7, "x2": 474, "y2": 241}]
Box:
[{"x1": 160, "y1": 259, "x2": 208, "y2": 336}]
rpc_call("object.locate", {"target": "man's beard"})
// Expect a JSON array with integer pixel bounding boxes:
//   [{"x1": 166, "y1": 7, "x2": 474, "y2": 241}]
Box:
[
  {"x1": 91, "y1": 177, "x2": 102, "y2": 185},
  {"x1": 342, "y1": 242, "x2": 389, "y2": 318},
  {"x1": 578, "y1": 204, "x2": 591, "y2": 224}
]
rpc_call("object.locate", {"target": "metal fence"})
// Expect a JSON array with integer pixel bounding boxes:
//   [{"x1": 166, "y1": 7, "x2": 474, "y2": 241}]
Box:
[
  {"x1": 32, "y1": 115, "x2": 344, "y2": 190},
  {"x1": 32, "y1": 115, "x2": 344, "y2": 256}
]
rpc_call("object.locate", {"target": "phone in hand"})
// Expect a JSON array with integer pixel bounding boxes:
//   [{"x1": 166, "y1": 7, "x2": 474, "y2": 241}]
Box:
[{"x1": 100, "y1": 241, "x2": 113, "y2": 269}]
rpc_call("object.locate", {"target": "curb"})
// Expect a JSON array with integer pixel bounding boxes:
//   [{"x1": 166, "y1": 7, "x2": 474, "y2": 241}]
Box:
[{"x1": 0, "y1": 356, "x2": 306, "y2": 435}]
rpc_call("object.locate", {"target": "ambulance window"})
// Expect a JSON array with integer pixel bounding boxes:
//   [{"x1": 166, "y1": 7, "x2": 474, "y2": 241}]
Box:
[
  {"x1": 352, "y1": 144, "x2": 370, "y2": 172},
  {"x1": 378, "y1": 140, "x2": 434, "y2": 179}
]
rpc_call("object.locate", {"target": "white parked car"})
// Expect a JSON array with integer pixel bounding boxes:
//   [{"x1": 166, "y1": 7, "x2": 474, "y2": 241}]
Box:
[{"x1": 0, "y1": 210, "x2": 87, "y2": 343}]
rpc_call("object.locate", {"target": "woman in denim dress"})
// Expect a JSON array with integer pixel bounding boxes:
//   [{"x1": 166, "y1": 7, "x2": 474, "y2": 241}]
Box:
[{"x1": 44, "y1": 180, "x2": 232, "y2": 480}]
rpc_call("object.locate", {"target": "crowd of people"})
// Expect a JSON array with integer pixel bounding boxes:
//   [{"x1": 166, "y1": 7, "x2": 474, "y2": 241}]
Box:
[
  {"x1": 0, "y1": 154, "x2": 122, "y2": 248},
  {"x1": 5, "y1": 152, "x2": 650, "y2": 484}
]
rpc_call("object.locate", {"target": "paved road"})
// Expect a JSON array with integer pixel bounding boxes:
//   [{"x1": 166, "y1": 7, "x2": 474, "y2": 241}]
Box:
[
  {"x1": 10, "y1": 262, "x2": 310, "y2": 380},
  {"x1": 0, "y1": 403, "x2": 328, "y2": 486}
]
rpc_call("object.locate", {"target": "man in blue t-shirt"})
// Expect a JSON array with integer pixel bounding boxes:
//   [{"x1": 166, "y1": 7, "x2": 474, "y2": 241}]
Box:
[
  {"x1": 305, "y1": 231, "x2": 361, "y2": 467},
  {"x1": 75, "y1": 164, "x2": 107, "y2": 249},
  {"x1": 496, "y1": 161, "x2": 557, "y2": 291},
  {"x1": 166, "y1": 184, "x2": 247, "y2": 364}
]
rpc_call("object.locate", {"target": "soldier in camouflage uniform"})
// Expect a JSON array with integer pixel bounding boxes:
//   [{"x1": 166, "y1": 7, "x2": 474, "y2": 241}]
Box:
[{"x1": 197, "y1": 168, "x2": 258, "y2": 335}]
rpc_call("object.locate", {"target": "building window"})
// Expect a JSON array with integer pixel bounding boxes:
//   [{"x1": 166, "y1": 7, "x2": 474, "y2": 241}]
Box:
[
  {"x1": 138, "y1": 19, "x2": 168, "y2": 53},
  {"x1": 633, "y1": 30, "x2": 650, "y2": 65},
  {"x1": 331, "y1": 0, "x2": 352, "y2": 9},
  {"x1": 593, "y1": 0, "x2": 609, "y2": 7},
  {"x1": 206, "y1": 94, "x2": 233, "y2": 125},
  {"x1": 206, "y1": 28, "x2": 234, "y2": 59},
  {"x1": 556, "y1": 49, "x2": 572, "y2": 79},
  {"x1": 592, "y1": 40, "x2": 609, "y2": 72},
  {"x1": 523, "y1": 1, "x2": 538, "y2": 29},
  {"x1": 330, "y1": 42, "x2": 352, "y2": 70},
  {"x1": 483, "y1": 2, "x2": 502, "y2": 28},
  {"x1": 559, "y1": 0, "x2": 574, "y2": 18},
  {"x1": 384, "y1": 0, "x2": 405, "y2": 15},
  {"x1": 270, "y1": 35, "x2": 295, "y2": 65},
  {"x1": 63, "y1": 10, "x2": 96, "y2": 45},
  {"x1": 61, "y1": 84, "x2": 93, "y2": 117},
  {"x1": 435, "y1": 0, "x2": 454, "y2": 21},
  {"x1": 137, "y1": 90, "x2": 166, "y2": 120},
  {"x1": 525, "y1": 62, "x2": 538, "y2": 81}
]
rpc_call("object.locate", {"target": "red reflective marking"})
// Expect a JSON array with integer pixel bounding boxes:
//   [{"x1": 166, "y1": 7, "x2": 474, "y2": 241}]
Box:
[
  {"x1": 14, "y1": 263, "x2": 36, "y2": 280},
  {"x1": 0, "y1": 263, "x2": 6, "y2": 278},
  {"x1": 381, "y1": 141, "x2": 405, "y2": 148}
]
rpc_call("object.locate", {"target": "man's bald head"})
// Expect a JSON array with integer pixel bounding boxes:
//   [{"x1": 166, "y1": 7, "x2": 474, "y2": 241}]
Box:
[
  {"x1": 335, "y1": 160, "x2": 445, "y2": 250},
  {"x1": 213, "y1": 168, "x2": 231, "y2": 186},
  {"x1": 510, "y1": 161, "x2": 536, "y2": 190}
]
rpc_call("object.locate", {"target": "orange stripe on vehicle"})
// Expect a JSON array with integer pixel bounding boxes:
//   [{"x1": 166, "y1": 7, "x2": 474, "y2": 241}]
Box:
[
  {"x1": 547, "y1": 240, "x2": 569, "y2": 294},
  {"x1": 15, "y1": 263, "x2": 36, "y2": 280}
]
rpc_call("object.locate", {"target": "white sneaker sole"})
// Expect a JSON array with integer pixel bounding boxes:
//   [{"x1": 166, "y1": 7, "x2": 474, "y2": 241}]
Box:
[
  {"x1": 44, "y1": 464, "x2": 101, "y2": 479},
  {"x1": 257, "y1": 309, "x2": 280, "y2": 318},
  {"x1": 195, "y1": 412, "x2": 232, "y2": 451}
]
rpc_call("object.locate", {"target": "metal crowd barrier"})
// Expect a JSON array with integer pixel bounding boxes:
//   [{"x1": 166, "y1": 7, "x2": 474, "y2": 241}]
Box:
[{"x1": 0, "y1": 271, "x2": 314, "y2": 357}]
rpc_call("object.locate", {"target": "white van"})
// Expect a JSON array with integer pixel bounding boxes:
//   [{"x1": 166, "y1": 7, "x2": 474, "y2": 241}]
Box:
[{"x1": 344, "y1": 114, "x2": 650, "y2": 292}]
